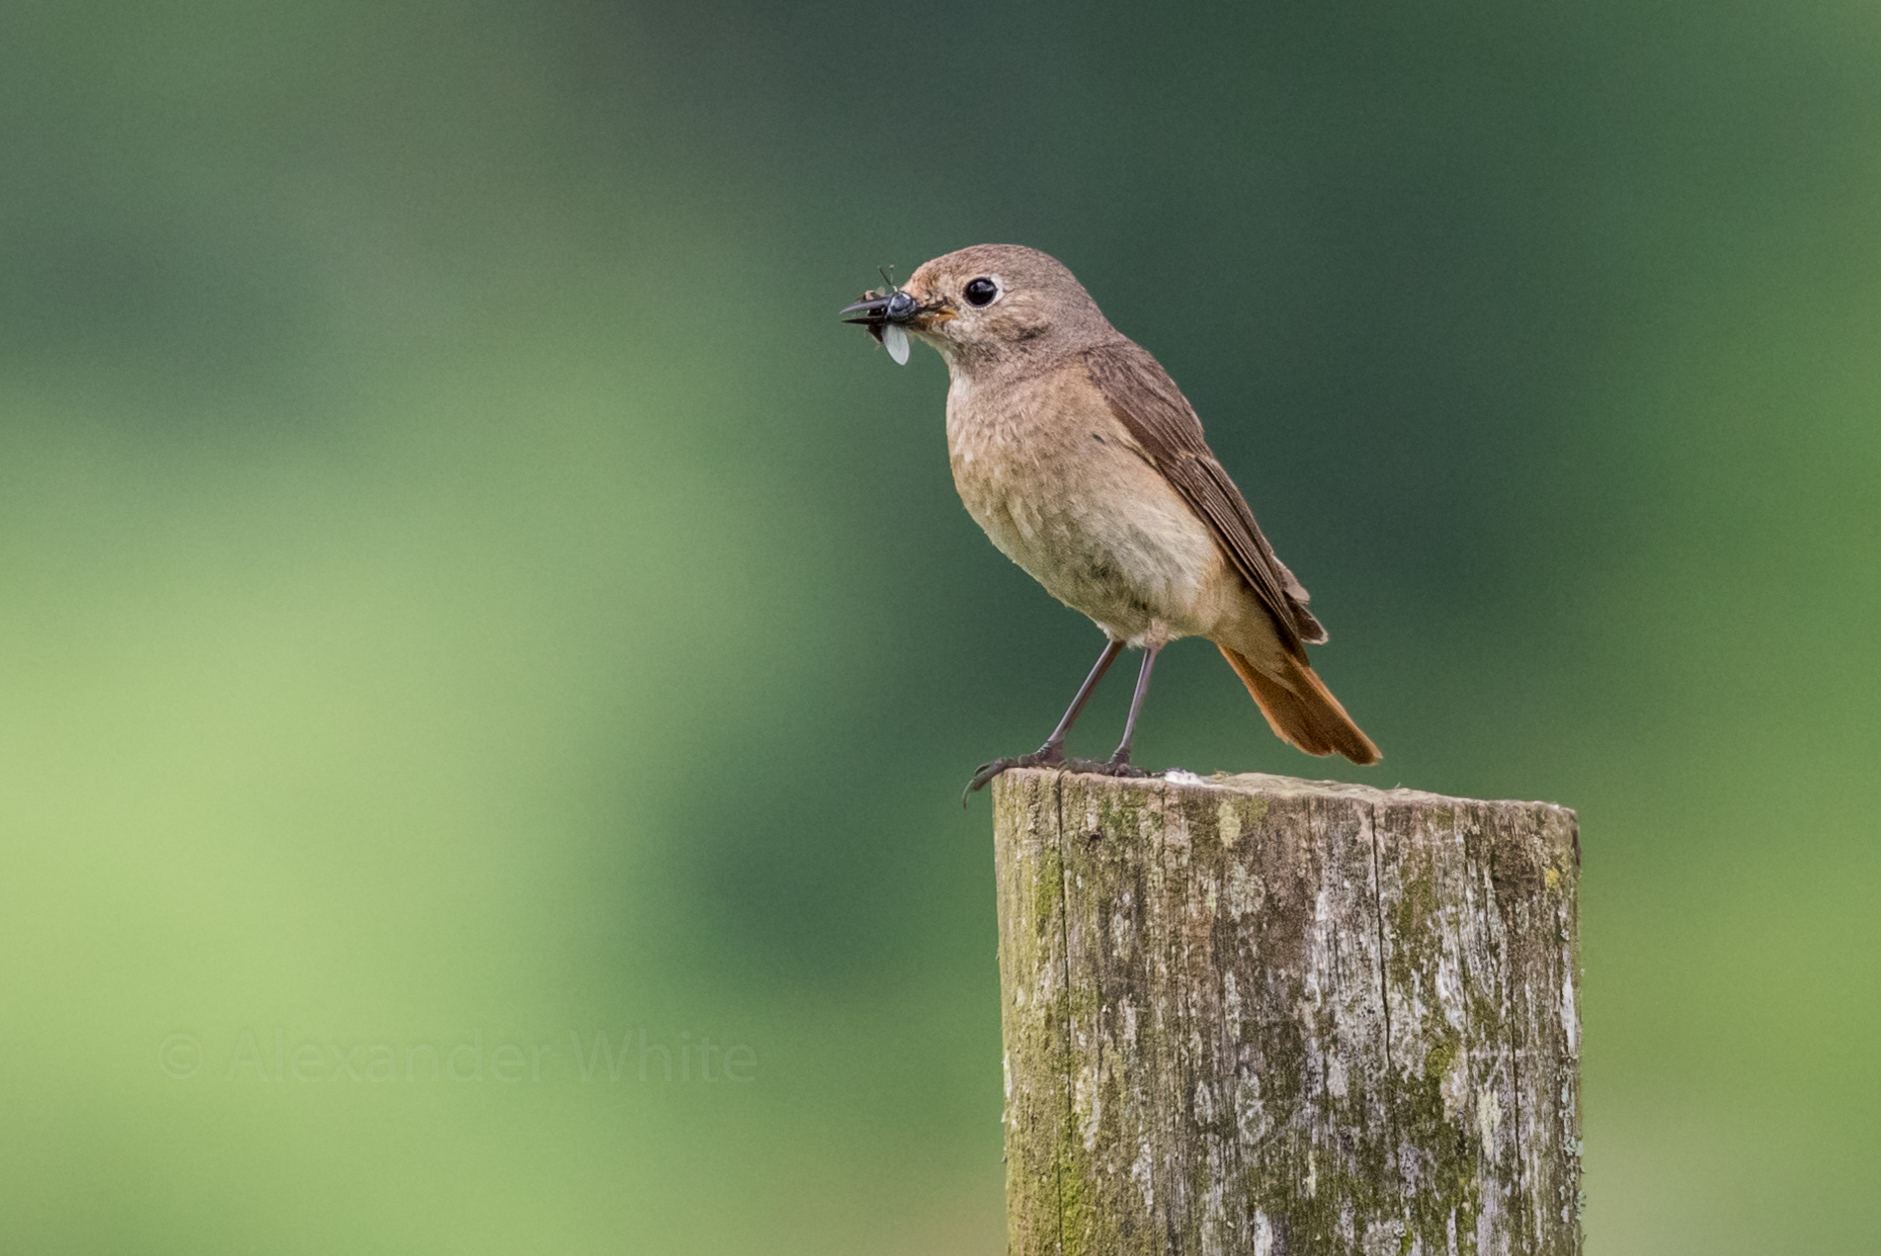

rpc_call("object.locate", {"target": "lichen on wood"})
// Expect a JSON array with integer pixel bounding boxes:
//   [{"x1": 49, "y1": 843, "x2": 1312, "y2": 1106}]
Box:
[{"x1": 992, "y1": 769, "x2": 1580, "y2": 1256}]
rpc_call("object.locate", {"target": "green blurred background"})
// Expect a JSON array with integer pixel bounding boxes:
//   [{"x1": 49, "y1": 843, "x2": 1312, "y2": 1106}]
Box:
[{"x1": 2, "y1": 1, "x2": 1876, "y2": 1251}]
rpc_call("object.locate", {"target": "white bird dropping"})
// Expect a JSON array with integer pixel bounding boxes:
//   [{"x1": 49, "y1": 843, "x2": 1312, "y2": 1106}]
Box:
[{"x1": 882, "y1": 321, "x2": 911, "y2": 365}]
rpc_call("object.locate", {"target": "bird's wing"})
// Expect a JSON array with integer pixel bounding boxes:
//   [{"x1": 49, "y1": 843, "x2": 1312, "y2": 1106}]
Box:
[{"x1": 1083, "y1": 340, "x2": 1328, "y2": 653}]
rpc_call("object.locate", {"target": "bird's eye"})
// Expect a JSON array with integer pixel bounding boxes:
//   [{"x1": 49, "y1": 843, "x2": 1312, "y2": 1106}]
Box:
[{"x1": 963, "y1": 277, "x2": 998, "y2": 307}]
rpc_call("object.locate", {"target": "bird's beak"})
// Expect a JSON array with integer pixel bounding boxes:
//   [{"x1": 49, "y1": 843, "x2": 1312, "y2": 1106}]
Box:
[{"x1": 839, "y1": 289, "x2": 923, "y2": 344}]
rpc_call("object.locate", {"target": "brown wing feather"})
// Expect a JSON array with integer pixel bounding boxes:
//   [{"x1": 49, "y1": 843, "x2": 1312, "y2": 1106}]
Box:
[{"x1": 1083, "y1": 341, "x2": 1329, "y2": 654}]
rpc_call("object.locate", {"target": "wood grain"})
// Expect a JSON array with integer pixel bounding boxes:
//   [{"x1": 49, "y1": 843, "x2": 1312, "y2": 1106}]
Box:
[{"x1": 992, "y1": 768, "x2": 1581, "y2": 1255}]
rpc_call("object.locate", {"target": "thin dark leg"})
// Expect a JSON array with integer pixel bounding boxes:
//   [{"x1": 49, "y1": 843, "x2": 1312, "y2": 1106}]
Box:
[
  {"x1": 1106, "y1": 645, "x2": 1161, "y2": 767},
  {"x1": 962, "y1": 638, "x2": 1125, "y2": 803},
  {"x1": 1041, "y1": 638, "x2": 1125, "y2": 754}
]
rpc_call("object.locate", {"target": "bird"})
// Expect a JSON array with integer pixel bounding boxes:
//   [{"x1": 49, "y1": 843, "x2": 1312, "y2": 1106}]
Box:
[{"x1": 840, "y1": 244, "x2": 1379, "y2": 800}]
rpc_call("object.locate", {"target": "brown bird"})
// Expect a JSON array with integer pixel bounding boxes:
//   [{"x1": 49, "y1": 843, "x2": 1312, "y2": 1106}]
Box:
[{"x1": 841, "y1": 244, "x2": 1379, "y2": 798}]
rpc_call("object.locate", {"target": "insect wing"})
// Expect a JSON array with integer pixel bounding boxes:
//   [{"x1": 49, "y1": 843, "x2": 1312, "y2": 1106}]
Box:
[{"x1": 882, "y1": 321, "x2": 910, "y2": 365}]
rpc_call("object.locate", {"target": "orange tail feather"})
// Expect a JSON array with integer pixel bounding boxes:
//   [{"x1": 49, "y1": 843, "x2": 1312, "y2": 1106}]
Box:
[{"x1": 1217, "y1": 644, "x2": 1381, "y2": 765}]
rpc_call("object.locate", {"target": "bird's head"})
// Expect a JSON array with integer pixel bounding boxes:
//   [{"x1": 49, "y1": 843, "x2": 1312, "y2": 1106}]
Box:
[{"x1": 841, "y1": 244, "x2": 1111, "y2": 371}]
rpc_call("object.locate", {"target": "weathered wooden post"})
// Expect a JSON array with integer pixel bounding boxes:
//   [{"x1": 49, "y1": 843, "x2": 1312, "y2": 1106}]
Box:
[{"x1": 993, "y1": 768, "x2": 1581, "y2": 1255}]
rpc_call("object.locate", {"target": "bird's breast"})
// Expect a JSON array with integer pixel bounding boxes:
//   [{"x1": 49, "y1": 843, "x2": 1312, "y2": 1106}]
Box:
[{"x1": 944, "y1": 367, "x2": 1234, "y2": 646}]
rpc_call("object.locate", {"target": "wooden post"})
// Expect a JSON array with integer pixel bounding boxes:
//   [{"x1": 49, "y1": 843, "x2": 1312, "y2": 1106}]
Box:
[{"x1": 993, "y1": 768, "x2": 1581, "y2": 1256}]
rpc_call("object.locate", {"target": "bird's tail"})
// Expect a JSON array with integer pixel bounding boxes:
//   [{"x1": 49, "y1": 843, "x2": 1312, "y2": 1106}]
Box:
[{"x1": 1217, "y1": 644, "x2": 1381, "y2": 765}]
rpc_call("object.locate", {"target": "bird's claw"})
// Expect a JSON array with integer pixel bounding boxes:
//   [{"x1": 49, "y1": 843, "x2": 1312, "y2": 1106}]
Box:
[
  {"x1": 1088, "y1": 754, "x2": 1150, "y2": 780},
  {"x1": 961, "y1": 746, "x2": 1066, "y2": 805},
  {"x1": 961, "y1": 748, "x2": 1151, "y2": 805}
]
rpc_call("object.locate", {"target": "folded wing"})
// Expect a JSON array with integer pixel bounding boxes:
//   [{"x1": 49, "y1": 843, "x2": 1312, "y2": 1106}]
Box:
[{"x1": 1083, "y1": 340, "x2": 1329, "y2": 654}]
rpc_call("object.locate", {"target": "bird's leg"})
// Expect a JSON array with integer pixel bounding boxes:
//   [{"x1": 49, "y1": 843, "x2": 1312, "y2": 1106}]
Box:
[
  {"x1": 1095, "y1": 645, "x2": 1160, "y2": 777},
  {"x1": 962, "y1": 639, "x2": 1124, "y2": 803},
  {"x1": 1038, "y1": 637, "x2": 1126, "y2": 759}
]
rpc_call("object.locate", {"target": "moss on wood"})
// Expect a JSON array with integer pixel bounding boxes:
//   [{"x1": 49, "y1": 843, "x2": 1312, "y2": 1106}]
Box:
[{"x1": 993, "y1": 769, "x2": 1581, "y2": 1256}]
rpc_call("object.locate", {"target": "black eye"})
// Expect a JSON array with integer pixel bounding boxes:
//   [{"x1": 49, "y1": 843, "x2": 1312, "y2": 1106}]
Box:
[{"x1": 963, "y1": 277, "x2": 998, "y2": 307}]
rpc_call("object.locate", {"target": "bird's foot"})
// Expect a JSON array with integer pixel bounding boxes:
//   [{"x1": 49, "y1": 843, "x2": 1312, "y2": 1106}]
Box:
[
  {"x1": 961, "y1": 745, "x2": 1066, "y2": 805},
  {"x1": 962, "y1": 747, "x2": 1156, "y2": 805},
  {"x1": 1083, "y1": 752, "x2": 1150, "y2": 780}
]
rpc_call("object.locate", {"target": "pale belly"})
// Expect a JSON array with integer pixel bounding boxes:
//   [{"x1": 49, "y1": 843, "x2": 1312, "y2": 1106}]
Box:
[{"x1": 948, "y1": 394, "x2": 1236, "y2": 647}]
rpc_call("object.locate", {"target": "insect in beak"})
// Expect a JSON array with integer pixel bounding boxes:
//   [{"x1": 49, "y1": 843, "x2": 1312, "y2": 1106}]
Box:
[{"x1": 839, "y1": 282, "x2": 921, "y2": 366}]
